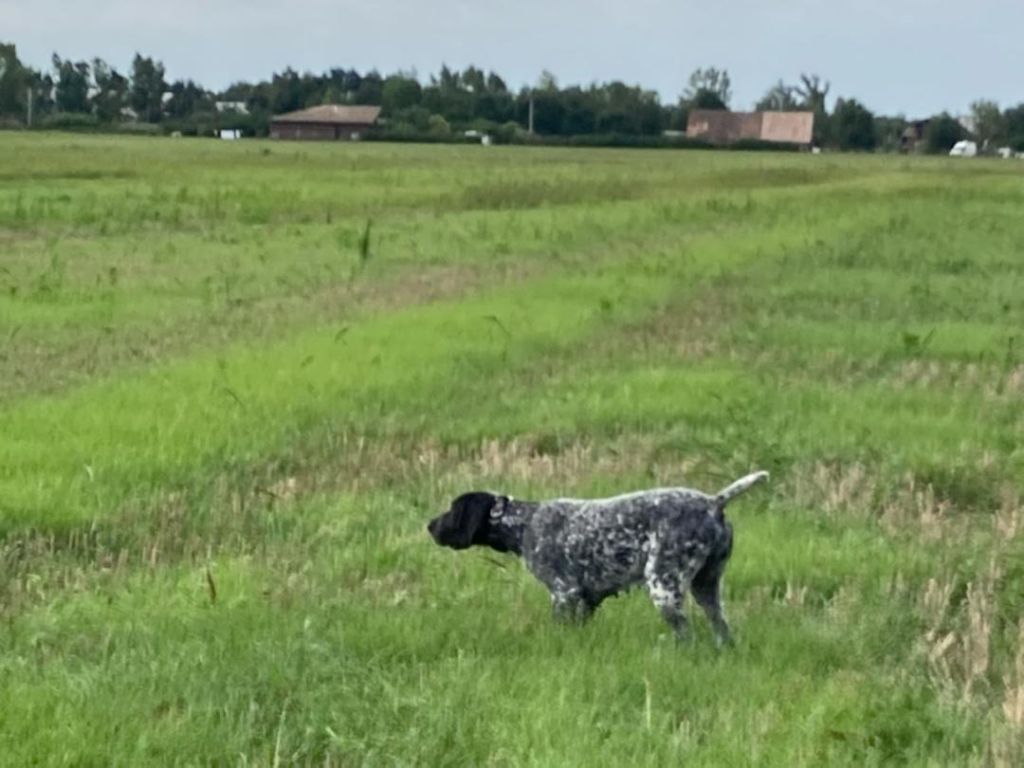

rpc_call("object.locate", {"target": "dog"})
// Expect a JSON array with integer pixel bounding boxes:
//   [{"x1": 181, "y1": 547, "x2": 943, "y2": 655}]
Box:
[{"x1": 427, "y1": 471, "x2": 768, "y2": 645}]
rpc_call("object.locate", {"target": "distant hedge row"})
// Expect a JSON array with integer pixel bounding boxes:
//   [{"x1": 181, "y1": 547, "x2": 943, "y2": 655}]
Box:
[
  {"x1": 4, "y1": 117, "x2": 805, "y2": 152},
  {"x1": 5, "y1": 112, "x2": 162, "y2": 133},
  {"x1": 366, "y1": 130, "x2": 803, "y2": 152}
]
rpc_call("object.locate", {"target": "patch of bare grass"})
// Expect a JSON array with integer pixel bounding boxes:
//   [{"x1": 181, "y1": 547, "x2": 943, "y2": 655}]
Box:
[
  {"x1": 915, "y1": 488, "x2": 1023, "y2": 764},
  {"x1": 792, "y1": 461, "x2": 877, "y2": 518},
  {"x1": 788, "y1": 460, "x2": 1007, "y2": 542},
  {"x1": 0, "y1": 261, "x2": 510, "y2": 402},
  {"x1": 920, "y1": 560, "x2": 1000, "y2": 709},
  {"x1": 880, "y1": 475, "x2": 954, "y2": 540},
  {"x1": 889, "y1": 360, "x2": 1024, "y2": 401},
  {"x1": 993, "y1": 619, "x2": 1024, "y2": 766}
]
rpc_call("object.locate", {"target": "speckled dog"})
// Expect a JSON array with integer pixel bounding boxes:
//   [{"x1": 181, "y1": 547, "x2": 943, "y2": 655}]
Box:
[{"x1": 427, "y1": 471, "x2": 768, "y2": 645}]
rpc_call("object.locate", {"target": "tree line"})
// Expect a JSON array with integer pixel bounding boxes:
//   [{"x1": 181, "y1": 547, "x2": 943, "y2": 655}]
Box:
[{"x1": 2, "y1": 41, "x2": 1023, "y2": 152}]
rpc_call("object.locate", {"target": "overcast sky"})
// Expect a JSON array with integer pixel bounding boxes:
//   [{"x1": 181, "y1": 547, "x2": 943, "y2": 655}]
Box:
[{"x1": 3, "y1": 1, "x2": 1021, "y2": 116}]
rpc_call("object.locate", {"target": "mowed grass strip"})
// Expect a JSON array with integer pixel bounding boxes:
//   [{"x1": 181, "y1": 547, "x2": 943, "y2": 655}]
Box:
[{"x1": 0, "y1": 207, "x2": 860, "y2": 532}]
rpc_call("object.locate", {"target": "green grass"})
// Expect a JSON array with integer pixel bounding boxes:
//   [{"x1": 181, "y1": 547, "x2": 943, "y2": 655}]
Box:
[{"x1": 1, "y1": 133, "x2": 1023, "y2": 766}]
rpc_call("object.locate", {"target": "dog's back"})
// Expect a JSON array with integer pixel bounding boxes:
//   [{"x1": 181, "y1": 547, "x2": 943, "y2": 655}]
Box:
[{"x1": 523, "y1": 489, "x2": 719, "y2": 599}]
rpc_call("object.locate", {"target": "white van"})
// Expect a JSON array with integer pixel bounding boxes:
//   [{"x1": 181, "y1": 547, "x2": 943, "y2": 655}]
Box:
[{"x1": 949, "y1": 140, "x2": 978, "y2": 157}]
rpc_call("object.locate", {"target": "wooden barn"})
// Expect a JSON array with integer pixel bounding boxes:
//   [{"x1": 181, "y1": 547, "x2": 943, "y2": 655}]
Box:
[
  {"x1": 270, "y1": 105, "x2": 382, "y2": 141},
  {"x1": 687, "y1": 110, "x2": 815, "y2": 147},
  {"x1": 900, "y1": 119, "x2": 931, "y2": 153}
]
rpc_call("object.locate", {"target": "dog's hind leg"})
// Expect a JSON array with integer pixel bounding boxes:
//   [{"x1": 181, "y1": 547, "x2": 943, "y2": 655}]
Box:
[
  {"x1": 550, "y1": 589, "x2": 594, "y2": 624},
  {"x1": 691, "y1": 560, "x2": 732, "y2": 647}
]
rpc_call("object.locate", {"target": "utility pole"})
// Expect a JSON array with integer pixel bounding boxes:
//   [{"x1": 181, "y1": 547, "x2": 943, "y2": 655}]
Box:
[
  {"x1": 528, "y1": 92, "x2": 534, "y2": 135},
  {"x1": 26, "y1": 86, "x2": 33, "y2": 127}
]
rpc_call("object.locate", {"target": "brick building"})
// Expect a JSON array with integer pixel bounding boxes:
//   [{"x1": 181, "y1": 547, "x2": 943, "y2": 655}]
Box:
[
  {"x1": 687, "y1": 110, "x2": 815, "y2": 147},
  {"x1": 270, "y1": 105, "x2": 382, "y2": 141}
]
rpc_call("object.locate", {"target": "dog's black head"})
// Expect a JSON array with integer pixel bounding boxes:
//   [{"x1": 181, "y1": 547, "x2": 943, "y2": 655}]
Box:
[{"x1": 427, "y1": 492, "x2": 506, "y2": 551}]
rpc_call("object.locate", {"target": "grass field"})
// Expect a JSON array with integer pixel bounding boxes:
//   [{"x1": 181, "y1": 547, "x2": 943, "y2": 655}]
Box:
[{"x1": 1, "y1": 132, "x2": 1023, "y2": 766}]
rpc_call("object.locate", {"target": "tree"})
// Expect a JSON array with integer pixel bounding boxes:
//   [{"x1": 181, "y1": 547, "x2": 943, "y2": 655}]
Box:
[
  {"x1": 536, "y1": 70, "x2": 559, "y2": 92},
  {"x1": 336, "y1": 69, "x2": 363, "y2": 98},
  {"x1": 970, "y1": 99, "x2": 1004, "y2": 148},
  {"x1": 526, "y1": 88, "x2": 565, "y2": 134},
  {"x1": 662, "y1": 103, "x2": 686, "y2": 132},
  {"x1": 435, "y1": 64, "x2": 459, "y2": 90},
  {"x1": 683, "y1": 67, "x2": 731, "y2": 107},
  {"x1": 92, "y1": 58, "x2": 128, "y2": 122},
  {"x1": 756, "y1": 80, "x2": 800, "y2": 111},
  {"x1": 485, "y1": 72, "x2": 507, "y2": 93},
  {"x1": 795, "y1": 73, "x2": 830, "y2": 113},
  {"x1": 597, "y1": 81, "x2": 663, "y2": 134},
  {"x1": 388, "y1": 105, "x2": 431, "y2": 132},
  {"x1": 354, "y1": 70, "x2": 383, "y2": 104},
  {"x1": 427, "y1": 113, "x2": 450, "y2": 135},
  {"x1": 421, "y1": 65, "x2": 473, "y2": 122},
  {"x1": 475, "y1": 88, "x2": 515, "y2": 124},
  {"x1": 381, "y1": 75, "x2": 422, "y2": 115},
  {"x1": 923, "y1": 113, "x2": 965, "y2": 153},
  {"x1": 795, "y1": 73, "x2": 830, "y2": 145},
  {"x1": 52, "y1": 54, "x2": 90, "y2": 113},
  {"x1": 831, "y1": 98, "x2": 877, "y2": 150},
  {"x1": 220, "y1": 80, "x2": 255, "y2": 102},
  {"x1": 268, "y1": 69, "x2": 305, "y2": 113},
  {"x1": 461, "y1": 66, "x2": 486, "y2": 93},
  {"x1": 165, "y1": 79, "x2": 211, "y2": 119},
  {"x1": 689, "y1": 89, "x2": 727, "y2": 110},
  {"x1": 1005, "y1": 103, "x2": 1024, "y2": 150},
  {"x1": 560, "y1": 87, "x2": 597, "y2": 134},
  {"x1": 130, "y1": 53, "x2": 166, "y2": 121},
  {"x1": 25, "y1": 68, "x2": 55, "y2": 119},
  {"x1": 874, "y1": 115, "x2": 909, "y2": 152},
  {"x1": 0, "y1": 42, "x2": 28, "y2": 117}
]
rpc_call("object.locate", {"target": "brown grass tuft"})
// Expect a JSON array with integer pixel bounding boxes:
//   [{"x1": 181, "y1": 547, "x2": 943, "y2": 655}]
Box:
[
  {"x1": 792, "y1": 461, "x2": 876, "y2": 518},
  {"x1": 881, "y1": 475, "x2": 952, "y2": 539},
  {"x1": 782, "y1": 581, "x2": 808, "y2": 607},
  {"x1": 994, "y1": 488, "x2": 1021, "y2": 542},
  {"x1": 1003, "y1": 620, "x2": 1024, "y2": 729},
  {"x1": 991, "y1": 619, "x2": 1024, "y2": 767},
  {"x1": 922, "y1": 560, "x2": 1000, "y2": 709}
]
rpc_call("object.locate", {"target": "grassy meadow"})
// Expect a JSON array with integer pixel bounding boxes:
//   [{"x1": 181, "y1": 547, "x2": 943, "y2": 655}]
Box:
[{"x1": 1, "y1": 132, "x2": 1023, "y2": 765}]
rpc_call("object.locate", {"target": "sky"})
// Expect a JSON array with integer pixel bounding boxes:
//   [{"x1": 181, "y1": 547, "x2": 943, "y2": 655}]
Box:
[{"x1": 3, "y1": 0, "x2": 1022, "y2": 116}]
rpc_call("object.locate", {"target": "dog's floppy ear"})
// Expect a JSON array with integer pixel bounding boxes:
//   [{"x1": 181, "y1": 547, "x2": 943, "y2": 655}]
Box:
[
  {"x1": 450, "y1": 491, "x2": 497, "y2": 548},
  {"x1": 489, "y1": 494, "x2": 509, "y2": 518}
]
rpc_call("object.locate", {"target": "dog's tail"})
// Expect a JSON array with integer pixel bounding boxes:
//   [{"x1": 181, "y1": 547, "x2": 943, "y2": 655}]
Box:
[{"x1": 715, "y1": 471, "x2": 769, "y2": 506}]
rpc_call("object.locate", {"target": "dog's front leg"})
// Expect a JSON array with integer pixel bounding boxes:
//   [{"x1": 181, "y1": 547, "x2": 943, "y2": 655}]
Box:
[
  {"x1": 646, "y1": 575, "x2": 690, "y2": 641},
  {"x1": 645, "y1": 553, "x2": 694, "y2": 642},
  {"x1": 550, "y1": 589, "x2": 593, "y2": 624}
]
